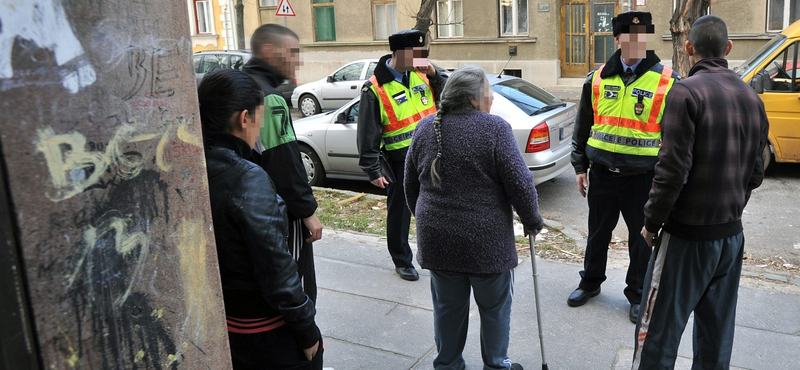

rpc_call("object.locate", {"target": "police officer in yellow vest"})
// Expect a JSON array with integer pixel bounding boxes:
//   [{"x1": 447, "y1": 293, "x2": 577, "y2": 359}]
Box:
[
  {"x1": 357, "y1": 29, "x2": 445, "y2": 281},
  {"x1": 569, "y1": 11, "x2": 679, "y2": 323}
]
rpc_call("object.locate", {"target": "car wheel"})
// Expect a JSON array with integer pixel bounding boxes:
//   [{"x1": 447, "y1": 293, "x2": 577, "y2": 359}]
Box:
[
  {"x1": 299, "y1": 94, "x2": 321, "y2": 118},
  {"x1": 763, "y1": 143, "x2": 772, "y2": 171},
  {"x1": 299, "y1": 144, "x2": 326, "y2": 186}
]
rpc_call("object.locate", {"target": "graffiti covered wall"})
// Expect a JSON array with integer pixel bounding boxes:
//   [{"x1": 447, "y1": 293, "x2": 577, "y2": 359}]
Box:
[{"x1": 0, "y1": 0, "x2": 230, "y2": 368}]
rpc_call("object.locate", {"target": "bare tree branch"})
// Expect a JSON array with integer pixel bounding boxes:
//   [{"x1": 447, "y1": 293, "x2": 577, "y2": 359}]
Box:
[
  {"x1": 670, "y1": 0, "x2": 711, "y2": 77},
  {"x1": 413, "y1": 0, "x2": 437, "y2": 33}
]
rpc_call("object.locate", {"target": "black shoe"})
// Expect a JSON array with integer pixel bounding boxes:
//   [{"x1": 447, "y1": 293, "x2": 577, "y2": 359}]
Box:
[
  {"x1": 511, "y1": 363, "x2": 524, "y2": 370},
  {"x1": 395, "y1": 267, "x2": 419, "y2": 281},
  {"x1": 567, "y1": 287, "x2": 601, "y2": 307},
  {"x1": 630, "y1": 303, "x2": 641, "y2": 323}
]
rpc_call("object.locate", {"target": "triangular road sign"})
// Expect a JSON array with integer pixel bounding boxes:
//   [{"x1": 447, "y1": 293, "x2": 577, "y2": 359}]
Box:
[{"x1": 275, "y1": 0, "x2": 296, "y2": 16}]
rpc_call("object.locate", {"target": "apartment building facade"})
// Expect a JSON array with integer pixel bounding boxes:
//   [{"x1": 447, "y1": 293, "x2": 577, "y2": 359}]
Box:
[
  {"x1": 242, "y1": 0, "x2": 798, "y2": 86},
  {"x1": 188, "y1": 0, "x2": 241, "y2": 52}
]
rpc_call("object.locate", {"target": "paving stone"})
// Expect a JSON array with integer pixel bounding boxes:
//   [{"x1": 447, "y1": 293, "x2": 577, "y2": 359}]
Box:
[
  {"x1": 741, "y1": 270, "x2": 761, "y2": 278},
  {"x1": 543, "y1": 218, "x2": 564, "y2": 229},
  {"x1": 742, "y1": 265, "x2": 765, "y2": 272},
  {"x1": 764, "y1": 273, "x2": 790, "y2": 283}
]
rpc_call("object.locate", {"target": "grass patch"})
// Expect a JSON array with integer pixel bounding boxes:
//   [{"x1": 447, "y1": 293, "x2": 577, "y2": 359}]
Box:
[
  {"x1": 315, "y1": 189, "x2": 582, "y2": 263},
  {"x1": 315, "y1": 189, "x2": 416, "y2": 236}
]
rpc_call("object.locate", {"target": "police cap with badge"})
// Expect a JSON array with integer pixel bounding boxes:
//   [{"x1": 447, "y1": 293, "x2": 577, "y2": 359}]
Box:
[
  {"x1": 389, "y1": 29, "x2": 430, "y2": 58},
  {"x1": 612, "y1": 11, "x2": 655, "y2": 36},
  {"x1": 612, "y1": 11, "x2": 655, "y2": 116}
]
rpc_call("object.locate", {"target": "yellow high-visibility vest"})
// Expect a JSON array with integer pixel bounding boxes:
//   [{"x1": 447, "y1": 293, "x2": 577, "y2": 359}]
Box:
[
  {"x1": 588, "y1": 65, "x2": 676, "y2": 157},
  {"x1": 369, "y1": 71, "x2": 437, "y2": 151}
]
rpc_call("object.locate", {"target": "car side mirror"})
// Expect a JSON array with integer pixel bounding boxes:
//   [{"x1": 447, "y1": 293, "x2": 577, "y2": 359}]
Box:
[
  {"x1": 751, "y1": 69, "x2": 770, "y2": 94},
  {"x1": 327, "y1": 75, "x2": 334, "y2": 83},
  {"x1": 335, "y1": 112, "x2": 347, "y2": 123}
]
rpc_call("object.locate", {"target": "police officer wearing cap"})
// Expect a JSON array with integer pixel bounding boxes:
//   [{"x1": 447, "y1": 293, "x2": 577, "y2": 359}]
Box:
[
  {"x1": 569, "y1": 11, "x2": 680, "y2": 323},
  {"x1": 357, "y1": 30, "x2": 445, "y2": 281}
]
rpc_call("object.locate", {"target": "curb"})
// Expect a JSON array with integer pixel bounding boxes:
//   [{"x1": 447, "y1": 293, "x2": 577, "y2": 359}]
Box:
[{"x1": 311, "y1": 186, "x2": 800, "y2": 291}]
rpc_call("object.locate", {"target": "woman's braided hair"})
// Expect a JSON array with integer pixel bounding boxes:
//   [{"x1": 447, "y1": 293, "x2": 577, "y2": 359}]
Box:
[{"x1": 429, "y1": 65, "x2": 488, "y2": 187}]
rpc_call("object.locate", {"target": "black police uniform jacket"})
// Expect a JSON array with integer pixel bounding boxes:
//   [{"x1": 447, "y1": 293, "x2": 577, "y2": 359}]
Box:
[
  {"x1": 357, "y1": 53, "x2": 446, "y2": 177},
  {"x1": 571, "y1": 49, "x2": 680, "y2": 174}
]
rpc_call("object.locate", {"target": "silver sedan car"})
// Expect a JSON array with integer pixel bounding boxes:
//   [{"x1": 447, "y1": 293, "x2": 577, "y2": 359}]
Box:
[
  {"x1": 294, "y1": 75, "x2": 576, "y2": 186},
  {"x1": 291, "y1": 58, "x2": 449, "y2": 118}
]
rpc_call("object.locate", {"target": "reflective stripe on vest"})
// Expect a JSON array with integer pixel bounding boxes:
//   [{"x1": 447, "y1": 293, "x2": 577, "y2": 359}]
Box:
[
  {"x1": 383, "y1": 130, "x2": 415, "y2": 144},
  {"x1": 589, "y1": 130, "x2": 662, "y2": 148},
  {"x1": 588, "y1": 65, "x2": 675, "y2": 156},
  {"x1": 369, "y1": 72, "x2": 437, "y2": 151}
]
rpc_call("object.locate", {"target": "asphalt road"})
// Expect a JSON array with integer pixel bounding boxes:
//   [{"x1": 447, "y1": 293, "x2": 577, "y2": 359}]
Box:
[{"x1": 319, "y1": 162, "x2": 800, "y2": 265}]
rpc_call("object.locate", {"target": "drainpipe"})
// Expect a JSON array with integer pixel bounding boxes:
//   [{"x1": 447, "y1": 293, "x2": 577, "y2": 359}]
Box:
[{"x1": 236, "y1": 0, "x2": 245, "y2": 50}]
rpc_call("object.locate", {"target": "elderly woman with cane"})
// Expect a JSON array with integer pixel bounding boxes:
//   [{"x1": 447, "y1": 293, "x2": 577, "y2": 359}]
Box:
[{"x1": 405, "y1": 65, "x2": 544, "y2": 370}]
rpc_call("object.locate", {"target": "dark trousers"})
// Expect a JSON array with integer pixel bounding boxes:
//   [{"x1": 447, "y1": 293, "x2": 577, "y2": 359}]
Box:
[
  {"x1": 386, "y1": 158, "x2": 413, "y2": 268},
  {"x1": 288, "y1": 219, "x2": 317, "y2": 302},
  {"x1": 580, "y1": 167, "x2": 653, "y2": 304},
  {"x1": 632, "y1": 232, "x2": 744, "y2": 370},
  {"x1": 229, "y1": 324, "x2": 323, "y2": 370},
  {"x1": 430, "y1": 270, "x2": 515, "y2": 370}
]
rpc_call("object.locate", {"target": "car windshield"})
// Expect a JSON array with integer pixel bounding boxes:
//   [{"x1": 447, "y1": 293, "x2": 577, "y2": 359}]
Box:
[
  {"x1": 492, "y1": 79, "x2": 564, "y2": 116},
  {"x1": 734, "y1": 34, "x2": 786, "y2": 77}
]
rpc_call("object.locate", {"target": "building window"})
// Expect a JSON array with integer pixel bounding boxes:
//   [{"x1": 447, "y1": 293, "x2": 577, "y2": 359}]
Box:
[
  {"x1": 260, "y1": 0, "x2": 279, "y2": 6},
  {"x1": 437, "y1": 0, "x2": 463, "y2": 38},
  {"x1": 313, "y1": 0, "x2": 336, "y2": 41},
  {"x1": 374, "y1": 1, "x2": 398, "y2": 40},
  {"x1": 194, "y1": 0, "x2": 213, "y2": 34},
  {"x1": 768, "y1": 0, "x2": 800, "y2": 32},
  {"x1": 500, "y1": 0, "x2": 528, "y2": 36}
]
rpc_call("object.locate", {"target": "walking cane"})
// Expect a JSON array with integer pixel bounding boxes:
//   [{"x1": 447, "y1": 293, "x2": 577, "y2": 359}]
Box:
[{"x1": 529, "y1": 234, "x2": 549, "y2": 370}]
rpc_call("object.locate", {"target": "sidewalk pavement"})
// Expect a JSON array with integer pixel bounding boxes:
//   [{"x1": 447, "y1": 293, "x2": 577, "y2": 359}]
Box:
[{"x1": 313, "y1": 229, "x2": 800, "y2": 370}]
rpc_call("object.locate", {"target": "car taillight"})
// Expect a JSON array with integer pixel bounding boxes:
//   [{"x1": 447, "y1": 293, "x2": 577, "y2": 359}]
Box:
[{"x1": 526, "y1": 122, "x2": 550, "y2": 153}]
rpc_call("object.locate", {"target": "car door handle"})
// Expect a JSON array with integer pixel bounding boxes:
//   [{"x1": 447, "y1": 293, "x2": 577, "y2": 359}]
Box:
[{"x1": 351, "y1": 85, "x2": 357, "y2": 89}]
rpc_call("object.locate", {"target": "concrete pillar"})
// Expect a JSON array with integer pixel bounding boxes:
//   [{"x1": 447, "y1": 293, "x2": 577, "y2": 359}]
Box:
[{"x1": 0, "y1": 1, "x2": 231, "y2": 368}]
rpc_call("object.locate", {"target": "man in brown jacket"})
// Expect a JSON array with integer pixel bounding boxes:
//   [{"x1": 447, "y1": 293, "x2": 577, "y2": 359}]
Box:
[{"x1": 632, "y1": 15, "x2": 769, "y2": 369}]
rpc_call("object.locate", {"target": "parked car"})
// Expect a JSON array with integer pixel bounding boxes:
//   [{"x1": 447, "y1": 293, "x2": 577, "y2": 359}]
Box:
[
  {"x1": 735, "y1": 19, "x2": 800, "y2": 168},
  {"x1": 293, "y1": 75, "x2": 576, "y2": 186},
  {"x1": 291, "y1": 58, "x2": 449, "y2": 118},
  {"x1": 192, "y1": 50, "x2": 295, "y2": 103}
]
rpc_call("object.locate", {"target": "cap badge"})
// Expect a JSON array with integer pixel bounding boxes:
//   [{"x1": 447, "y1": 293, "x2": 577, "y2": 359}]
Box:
[
  {"x1": 419, "y1": 36, "x2": 424, "y2": 43},
  {"x1": 632, "y1": 17, "x2": 640, "y2": 24}
]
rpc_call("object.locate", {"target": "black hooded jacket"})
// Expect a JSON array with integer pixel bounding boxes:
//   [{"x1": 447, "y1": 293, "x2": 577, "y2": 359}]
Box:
[{"x1": 243, "y1": 58, "x2": 318, "y2": 221}]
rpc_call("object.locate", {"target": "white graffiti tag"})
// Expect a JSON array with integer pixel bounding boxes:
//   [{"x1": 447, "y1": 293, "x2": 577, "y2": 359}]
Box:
[{"x1": 0, "y1": 0, "x2": 96, "y2": 93}]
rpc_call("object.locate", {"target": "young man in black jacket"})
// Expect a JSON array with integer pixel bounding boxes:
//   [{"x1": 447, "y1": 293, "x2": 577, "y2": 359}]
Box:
[
  {"x1": 632, "y1": 16, "x2": 769, "y2": 369},
  {"x1": 243, "y1": 24, "x2": 323, "y2": 301}
]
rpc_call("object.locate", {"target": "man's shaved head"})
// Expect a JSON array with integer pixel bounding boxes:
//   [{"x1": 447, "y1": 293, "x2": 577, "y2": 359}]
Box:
[
  {"x1": 689, "y1": 15, "x2": 728, "y2": 58},
  {"x1": 250, "y1": 24, "x2": 299, "y2": 56}
]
